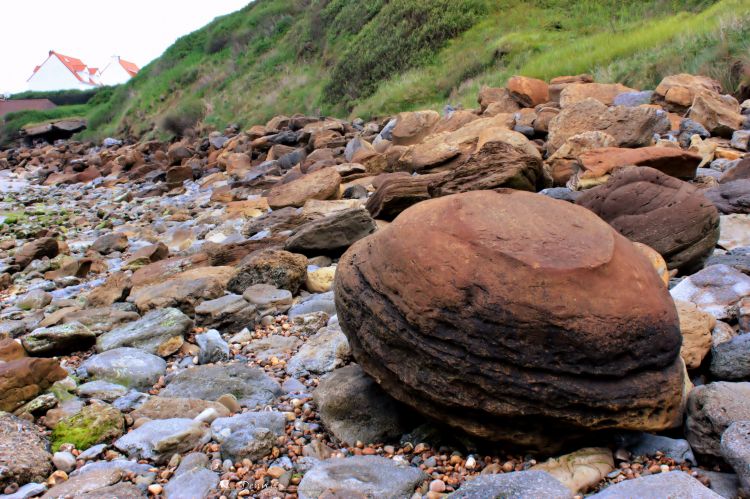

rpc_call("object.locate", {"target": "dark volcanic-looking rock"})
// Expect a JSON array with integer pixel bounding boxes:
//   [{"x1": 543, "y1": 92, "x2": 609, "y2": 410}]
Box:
[
  {"x1": 576, "y1": 167, "x2": 719, "y2": 273},
  {"x1": 335, "y1": 190, "x2": 684, "y2": 450},
  {"x1": 285, "y1": 208, "x2": 377, "y2": 255}
]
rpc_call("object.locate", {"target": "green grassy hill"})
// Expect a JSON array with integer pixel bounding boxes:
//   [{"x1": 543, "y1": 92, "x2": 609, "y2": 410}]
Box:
[{"x1": 4, "y1": 0, "x2": 750, "y2": 144}]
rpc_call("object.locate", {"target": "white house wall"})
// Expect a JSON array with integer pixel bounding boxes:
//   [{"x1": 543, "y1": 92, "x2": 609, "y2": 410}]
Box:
[
  {"x1": 99, "y1": 61, "x2": 132, "y2": 86},
  {"x1": 28, "y1": 56, "x2": 93, "y2": 91}
]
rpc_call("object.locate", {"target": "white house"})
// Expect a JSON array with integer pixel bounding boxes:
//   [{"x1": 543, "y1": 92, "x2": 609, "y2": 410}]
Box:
[
  {"x1": 27, "y1": 51, "x2": 139, "y2": 91},
  {"x1": 98, "y1": 56, "x2": 140, "y2": 86},
  {"x1": 27, "y1": 51, "x2": 100, "y2": 91}
]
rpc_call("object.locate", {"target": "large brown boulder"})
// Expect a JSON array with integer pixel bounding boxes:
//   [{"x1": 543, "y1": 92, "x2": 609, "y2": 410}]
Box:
[
  {"x1": 559, "y1": 82, "x2": 636, "y2": 108},
  {"x1": 576, "y1": 167, "x2": 719, "y2": 273},
  {"x1": 366, "y1": 172, "x2": 445, "y2": 220},
  {"x1": 688, "y1": 90, "x2": 743, "y2": 138},
  {"x1": 507, "y1": 76, "x2": 549, "y2": 107},
  {"x1": 544, "y1": 131, "x2": 616, "y2": 186},
  {"x1": 705, "y1": 180, "x2": 750, "y2": 214},
  {"x1": 0, "y1": 357, "x2": 67, "y2": 412},
  {"x1": 267, "y1": 167, "x2": 341, "y2": 209},
  {"x1": 547, "y1": 99, "x2": 670, "y2": 153},
  {"x1": 428, "y1": 128, "x2": 548, "y2": 196},
  {"x1": 654, "y1": 74, "x2": 723, "y2": 112},
  {"x1": 335, "y1": 190, "x2": 685, "y2": 450},
  {"x1": 14, "y1": 237, "x2": 59, "y2": 269},
  {"x1": 390, "y1": 111, "x2": 441, "y2": 146}
]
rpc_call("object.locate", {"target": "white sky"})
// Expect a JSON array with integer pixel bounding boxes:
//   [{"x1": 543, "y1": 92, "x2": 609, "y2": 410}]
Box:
[{"x1": 0, "y1": 0, "x2": 251, "y2": 94}]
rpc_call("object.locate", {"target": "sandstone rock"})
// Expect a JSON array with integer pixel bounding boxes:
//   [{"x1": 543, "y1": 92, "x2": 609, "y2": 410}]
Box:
[
  {"x1": 298, "y1": 456, "x2": 428, "y2": 499},
  {"x1": 16, "y1": 289, "x2": 52, "y2": 310},
  {"x1": 81, "y1": 347, "x2": 167, "y2": 389},
  {"x1": 84, "y1": 272, "x2": 131, "y2": 307},
  {"x1": 335, "y1": 190, "x2": 684, "y2": 450},
  {"x1": 448, "y1": 471, "x2": 572, "y2": 499},
  {"x1": 569, "y1": 146, "x2": 700, "y2": 190},
  {"x1": 548, "y1": 74, "x2": 594, "y2": 102},
  {"x1": 719, "y1": 214, "x2": 750, "y2": 250},
  {"x1": 0, "y1": 338, "x2": 25, "y2": 362},
  {"x1": 22, "y1": 321, "x2": 95, "y2": 356},
  {"x1": 365, "y1": 173, "x2": 441, "y2": 220},
  {"x1": 194, "y1": 294, "x2": 255, "y2": 331},
  {"x1": 477, "y1": 87, "x2": 520, "y2": 113},
  {"x1": 671, "y1": 264, "x2": 750, "y2": 320},
  {"x1": 130, "y1": 266, "x2": 236, "y2": 314},
  {"x1": 391, "y1": 110, "x2": 441, "y2": 146},
  {"x1": 0, "y1": 413, "x2": 52, "y2": 489},
  {"x1": 314, "y1": 364, "x2": 408, "y2": 445},
  {"x1": 633, "y1": 242, "x2": 669, "y2": 286},
  {"x1": 210, "y1": 411, "x2": 285, "y2": 461},
  {"x1": 685, "y1": 382, "x2": 750, "y2": 457},
  {"x1": 544, "y1": 131, "x2": 616, "y2": 186},
  {"x1": 428, "y1": 128, "x2": 547, "y2": 196},
  {"x1": 676, "y1": 300, "x2": 716, "y2": 369},
  {"x1": 227, "y1": 249, "x2": 307, "y2": 294},
  {"x1": 91, "y1": 233, "x2": 128, "y2": 255},
  {"x1": 547, "y1": 98, "x2": 669, "y2": 153},
  {"x1": 589, "y1": 471, "x2": 721, "y2": 499},
  {"x1": 0, "y1": 357, "x2": 67, "y2": 412},
  {"x1": 306, "y1": 266, "x2": 336, "y2": 293},
  {"x1": 285, "y1": 208, "x2": 377, "y2": 255},
  {"x1": 267, "y1": 167, "x2": 341, "y2": 209},
  {"x1": 243, "y1": 284, "x2": 293, "y2": 314},
  {"x1": 689, "y1": 90, "x2": 743, "y2": 137},
  {"x1": 706, "y1": 180, "x2": 750, "y2": 214},
  {"x1": 160, "y1": 364, "x2": 281, "y2": 408},
  {"x1": 131, "y1": 397, "x2": 230, "y2": 421},
  {"x1": 576, "y1": 167, "x2": 719, "y2": 273},
  {"x1": 559, "y1": 82, "x2": 636, "y2": 108},
  {"x1": 14, "y1": 237, "x2": 59, "y2": 268},
  {"x1": 97, "y1": 308, "x2": 191, "y2": 357},
  {"x1": 531, "y1": 447, "x2": 614, "y2": 493},
  {"x1": 507, "y1": 76, "x2": 549, "y2": 107},
  {"x1": 655, "y1": 73, "x2": 723, "y2": 112}
]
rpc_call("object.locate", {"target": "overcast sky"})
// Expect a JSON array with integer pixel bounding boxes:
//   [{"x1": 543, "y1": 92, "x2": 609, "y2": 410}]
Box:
[{"x1": 0, "y1": 0, "x2": 250, "y2": 94}]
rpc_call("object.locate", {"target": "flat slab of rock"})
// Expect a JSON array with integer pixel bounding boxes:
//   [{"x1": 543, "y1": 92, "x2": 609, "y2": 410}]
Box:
[
  {"x1": 448, "y1": 471, "x2": 572, "y2": 499},
  {"x1": 114, "y1": 418, "x2": 210, "y2": 464},
  {"x1": 671, "y1": 264, "x2": 750, "y2": 320},
  {"x1": 80, "y1": 347, "x2": 167, "y2": 389},
  {"x1": 298, "y1": 455, "x2": 427, "y2": 499},
  {"x1": 22, "y1": 321, "x2": 95, "y2": 356},
  {"x1": 285, "y1": 208, "x2": 377, "y2": 255},
  {"x1": 97, "y1": 308, "x2": 192, "y2": 357},
  {"x1": 267, "y1": 167, "x2": 341, "y2": 209},
  {"x1": 589, "y1": 470, "x2": 722, "y2": 498},
  {"x1": 160, "y1": 364, "x2": 281, "y2": 408},
  {"x1": 131, "y1": 397, "x2": 230, "y2": 421}
]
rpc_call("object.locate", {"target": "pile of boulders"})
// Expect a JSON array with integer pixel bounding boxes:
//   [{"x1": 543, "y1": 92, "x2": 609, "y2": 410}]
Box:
[{"x1": 0, "y1": 71, "x2": 748, "y2": 498}]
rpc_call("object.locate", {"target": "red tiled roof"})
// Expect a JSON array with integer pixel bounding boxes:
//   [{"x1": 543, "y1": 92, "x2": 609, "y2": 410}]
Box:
[
  {"x1": 118, "y1": 58, "x2": 139, "y2": 77},
  {"x1": 88, "y1": 67, "x2": 98, "y2": 75},
  {"x1": 28, "y1": 51, "x2": 98, "y2": 86}
]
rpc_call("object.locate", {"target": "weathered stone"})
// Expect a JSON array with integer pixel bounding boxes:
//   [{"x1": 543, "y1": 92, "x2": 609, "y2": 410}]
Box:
[
  {"x1": 131, "y1": 397, "x2": 230, "y2": 421},
  {"x1": 80, "y1": 347, "x2": 167, "y2": 389},
  {"x1": 365, "y1": 173, "x2": 439, "y2": 220},
  {"x1": 448, "y1": 471, "x2": 572, "y2": 499},
  {"x1": 267, "y1": 167, "x2": 341, "y2": 209},
  {"x1": 0, "y1": 338, "x2": 25, "y2": 362},
  {"x1": 671, "y1": 264, "x2": 750, "y2": 320},
  {"x1": 577, "y1": 167, "x2": 719, "y2": 273},
  {"x1": 477, "y1": 87, "x2": 520, "y2": 113},
  {"x1": 97, "y1": 308, "x2": 192, "y2": 357},
  {"x1": 720, "y1": 420, "x2": 750, "y2": 493},
  {"x1": 285, "y1": 208, "x2": 377, "y2": 255},
  {"x1": 114, "y1": 418, "x2": 210, "y2": 464},
  {"x1": 559, "y1": 82, "x2": 636, "y2": 108},
  {"x1": 335, "y1": 190, "x2": 684, "y2": 450},
  {"x1": 16, "y1": 289, "x2": 52, "y2": 310},
  {"x1": 706, "y1": 180, "x2": 750, "y2": 214},
  {"x1": 685, "y1": 382, "x2": 750, "y2": 457},
  {"x1": 0, "y1": 357, "x2": 67, "y2": 412},
  {"x1": 129, "y1": 266, "x2": 236, "y2": 314},
  {"x1": 298, "y1": 456, "x2": 428, "y2": 499},
  {"x1": 210, "y1": 411, "x2": 285, "y2": 461},
  {"x1": 22, "y1": 322, "x2": 95, "y2": 356},
  {"x1": 76, "y1": 380, "x2": 129, "y2": 401},
  {"x1": 547, "y1": 98, "x2": 669, "y2": 153},
  {"x1": 655, "y1": 73, "x2": 723, "y2": 112},
  {"x1": 160, "y1": 364, "x2": 281, "y2": 408},
  {"x1": 306, "y1": 266, "x2": 336, "y2": 293},
  {"x1": 51, "y1": 403, "x2": 125, "y2": 452},
  {"x1": 194, "y1": 294, "x2": 255, "y2": 331},
  {"x1": 689, "y1": 90, "x2": 743, "y2": 138},
  {"x1": 314, "y1": 365, "x2": 408, "y2": 445},
  {"x1": 196, "y1": 329, "x2": 229, "y2": 364},
  {"x1": 391, "y1": 110, "x2": 441, "y2": 146},
  {"x1": 0, "y1": 412, "x2": 52, "y2": 489},
  {"x1": 711, "y1": 334, "x2": 750, "y2": 381},
  {"x1": 227, "y1": 249, "x2": 307, "y2": 295},
  {"x1": 287, "y1": 324, "x2": 350, "y2": 377},
  {"x1": 544, "y1": 131, "x2": 616, "y2": 186},
  {"x1": 676, "y1": 300, "x2": 716, "y2": 369},
  {"x1": 617, "y1": 432, "x2": 696, "y2": 465},
  {"x1": 532, "y1": 447, "x2": 614, "y2": 494},
  {"x1": 719, "y1": 214, "x2": 750, "y2": 250},
  {"x1": 507, "y1": 75, "x2": 549, "y2": 107},
  {"x1": 91, "y1": 232, "x2": 128, "y2": 254},
  {"x1": 84, "y1": 272, "x2": 131, "y2": 307},
  {"x1": 14, "y1": 237, "x2": 59, "y2": 268},
  {"x1": 428, "y1": 128, "x2": 547, "y2": 196},
  {"x1": 589, "y1": 471, "x2": 722, "y2": 499},
  {"x1": 242, "y1": 284, "x2": 293, "y2": 313}
]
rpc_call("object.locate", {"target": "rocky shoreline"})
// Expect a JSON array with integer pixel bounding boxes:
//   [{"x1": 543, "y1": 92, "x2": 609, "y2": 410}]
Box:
[{"x1": 0, "y1": 73, "x2": 749, "y2": 498}]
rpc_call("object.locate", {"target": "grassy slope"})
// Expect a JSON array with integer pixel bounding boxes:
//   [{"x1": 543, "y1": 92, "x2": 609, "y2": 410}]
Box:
[{"x1": 4, "y1": 0, "x2": 750, "y2": 144}]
